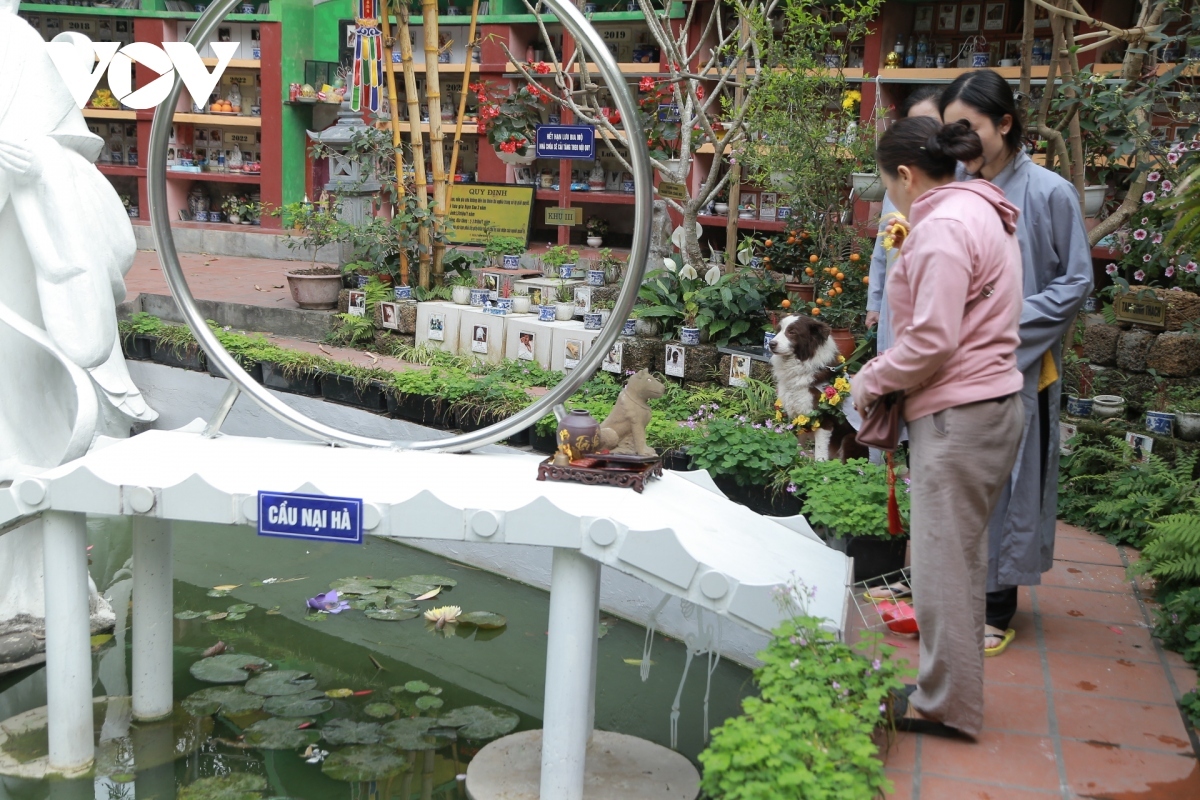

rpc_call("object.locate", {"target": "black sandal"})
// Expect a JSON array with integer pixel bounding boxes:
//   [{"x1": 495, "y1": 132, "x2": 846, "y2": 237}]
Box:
[{"x1": 886, "y1": 686, "x2": 962, "y2": 738}]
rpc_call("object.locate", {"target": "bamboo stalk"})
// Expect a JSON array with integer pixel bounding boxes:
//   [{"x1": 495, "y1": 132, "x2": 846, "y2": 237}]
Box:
[
  {"x1": 445, "y1": 0, "x2": 481, "y2": 228},
  {"x1": 422, "y1": 0, "x2": 449, "y2": 280},
  {"x1": 380, "y1": 4, "x2": 410, "y2": 287},
  {"x1": 397, "y1": 5, "x2": 431, "y2": 289},
  {"x1": 725, "y1": 17, "x2": 748, "y2": 273}
]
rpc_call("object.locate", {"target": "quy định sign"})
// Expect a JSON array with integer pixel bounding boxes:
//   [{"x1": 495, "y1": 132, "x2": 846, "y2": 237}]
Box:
[
  {"x1": 258, "y1": 491, "x2": 363, "y2": 544},
  {"x1": 445, "y1": 184, "x2": 534, "y2": 246}
]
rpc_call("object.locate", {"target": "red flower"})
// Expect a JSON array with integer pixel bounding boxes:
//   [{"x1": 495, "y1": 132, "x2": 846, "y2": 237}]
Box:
[
  {"x1": 695, "y1": 85, "x2": 705, "y2": 100},
  {"x1": 529, "y1": 86, "x2": 543, "y2": 101},
  {"x1": 823, "y1": 385, "x2": 837, "y2": 399},
  {"x1": 500, "y1": 140, "x2": 518, "y2": 153},
  {"x1": 639, "y1": 76, "x2": 655, "y2": 92},
  {"x1": 534, "y1": 61, "x2": 551, "y2": 74}
]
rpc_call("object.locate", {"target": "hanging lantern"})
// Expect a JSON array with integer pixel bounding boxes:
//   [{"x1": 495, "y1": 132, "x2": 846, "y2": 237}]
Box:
[{"x1": 351, "y1": 0, "x2": 384, "y2": 113}]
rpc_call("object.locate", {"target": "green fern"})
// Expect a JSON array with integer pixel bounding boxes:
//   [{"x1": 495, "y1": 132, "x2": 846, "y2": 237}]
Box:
[{"x1": 1140, "y1": 512, "x2": 1200, "y2": 592}]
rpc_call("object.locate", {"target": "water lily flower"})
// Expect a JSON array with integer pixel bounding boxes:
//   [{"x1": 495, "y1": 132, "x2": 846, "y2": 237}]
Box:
[
  {"x1": 704, "y1": 264, "x2": 721, "y2": 285},
  {"x1": 424, "y1": 605, "x2": 462, "y2": 629},
  {"x1": 307, "y1": 590, "x2": 350, "y2": 614},
  {"x1": 1135, "y1": 270, "x2": 1146, "y2": 281},
  {"x1": 1143, "y1": 191, "x2": 1157, "y2": 203},
  {"x1": 1105, "y1": 263, "x2": 1118, "y2": 275},
  {"x1": 304, "y1": 746, "x2": 329, "y2": 764},
  {"x1": 679, "y1": 264, "x2": 698, "y2": 280},
  {"x1": 1133, "y1": 229, "x2": 1147, "y2": 240}
]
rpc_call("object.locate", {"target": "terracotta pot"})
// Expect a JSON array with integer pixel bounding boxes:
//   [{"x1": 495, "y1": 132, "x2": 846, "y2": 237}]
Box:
[
  {"x1": 830, "y1": 327, "x2": 856, "y2": 359},
  {"x1": 785, "y1": 282, "x2": 816, "y2": 305},
  {"x1": 286, "y1": 270, "x2": 342, "y2": 310},
  {"x1": 558, "y1": 409, "x2": 601, "y2": 460}
]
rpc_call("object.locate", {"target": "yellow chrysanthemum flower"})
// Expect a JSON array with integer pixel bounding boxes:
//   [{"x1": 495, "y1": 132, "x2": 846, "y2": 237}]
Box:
[
  {"x1": 834, "y1": 377, "x2": 851, "y2": 393},
  {"x1": 829, "y1": 393, "x2": 842, "y2": 405},
  {"x1": 775, "y1": 411, "x2": 783, "y2": 422},
  {"x1": 774, "y1": 399, "x2": 783, "y2": 409},
  {"x1": 837, "y1": 355, "x2": 846, "y2": 364},
  {"x1": 792, "y1": 415, "x2": 809, "y2": 426}
]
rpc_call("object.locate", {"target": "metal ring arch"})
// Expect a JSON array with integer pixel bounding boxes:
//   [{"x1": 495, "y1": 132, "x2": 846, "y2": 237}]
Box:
[{"x1": 148, "y1": 0, "x2": 654, "y2": 452}]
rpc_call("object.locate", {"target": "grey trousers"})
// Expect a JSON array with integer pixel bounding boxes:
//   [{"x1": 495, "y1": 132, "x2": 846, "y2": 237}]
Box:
[{"x1": 907, "y1": 395, "x2": 1023, "y2": 738}]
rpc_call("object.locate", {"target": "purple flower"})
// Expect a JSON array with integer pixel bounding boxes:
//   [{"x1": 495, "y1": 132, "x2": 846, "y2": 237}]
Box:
[
  {"x1": 1143, "y1": 254, "x2": 1152, "y2": 263},
  {"x1": 872, "y1": 659, "x2": 882, "y2": 670},
  {"x1": 1135, "y1": 269, "x2": 1146, "y2": 281},
  {"x1": 879, "y1": 703, "x2": 887, "y2": 714},
  {"x1": 786, "y1": 482, "x2": 798, "y2": 493},
  {"x1": 1169, "y1": 152, "x2": 1181, "y2": 164},
  {"x1": 1192, "y1": 141, "x2": 1200, "y2": 150},
  {"x1": 1166, "y1": 265, "x2": 1176, "y2": 278},
  {"x1": 1143, "y1": 191, "x2": 1157, "y2": 203},
  {"x1": 1133, "y1": 229, "x2": 1147, "y2": 240},
  {"x1": 1148, "y1": 171, "x2": 1161, "y2": 182},
  {"x1": 1153, "y1": 233, "x2": 1164, "y2": 244},
  {"x1": 1105, "y1": 263, "x2": 1118, "y2": 275},
  {"x1": 1163, "y1": 180, "x2": 1174, "y2": 193},
  {"x1": 1142, "y1": 217, "x2": 1150, "y2": 224},
  {"x1": 307, "y1": 590, "x2": 350, "y2": 614},
  {"x1": 831, "y1": 681, "x2": 840, "y2": 690}
]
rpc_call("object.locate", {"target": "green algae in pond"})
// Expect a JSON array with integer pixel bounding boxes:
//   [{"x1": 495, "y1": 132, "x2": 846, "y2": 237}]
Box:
[
  {"x1": 438, "y1": 706, "x2": 519, "y2": 740},
  {"x1": 459, "y1": 611, "x2": 507, "y2": 629},
  {"x1": 262, "y1": 692, "x2": 333, "y2": 717},
  {"x1": 179, "y1": 773, "x2": 267, "y2": 800},
  {"x1": 321, "y1": 744, "x2": 410, "y2": 782},
  {"x1": 243, "y1": 717, "x2": 320, "y2": 750},
  {"x1": 245, "y1": 670, "x2": 317, "y2": 697},
  {"x1": 183, "y1": 685, "x2": 265, "y2": 716},
  {"x1": 190, "y1": 654, "x2": 272, "y2": 683},
  {"x1": 362, "y1": 702, "x2": 396, "y2": 719},
  {"x1": 321, "y1": 719, "x2": 382, "y2": 745}
]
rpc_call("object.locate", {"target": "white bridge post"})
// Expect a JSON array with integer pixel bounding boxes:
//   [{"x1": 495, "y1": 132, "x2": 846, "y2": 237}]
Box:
[
  {"x1": 540, "y1": 548, "x2": 601, "y2": 800},
  {"x1": 42, "y1": 511, "x2": 94, "y2": 773},
  {"x1": 133, "y1": 517, "x2": 173, "y2": 720}
]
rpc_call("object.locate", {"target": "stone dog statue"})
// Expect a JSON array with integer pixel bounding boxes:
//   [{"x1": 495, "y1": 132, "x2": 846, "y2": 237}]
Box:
[{"x1": 599, "y1": 369, "x2": 665, "y2": 457}]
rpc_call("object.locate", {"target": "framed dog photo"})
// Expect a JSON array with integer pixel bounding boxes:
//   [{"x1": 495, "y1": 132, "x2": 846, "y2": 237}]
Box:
[
  {"x1": 602, "y1": 342, "x2": 623, "y2": 374},
  {"x1": 913, "y1": 5, "x2": 934, "y2": 32},
  {"x1": 428, "y1": 313, "x2": 445, "y2": 341},
  {"x1": 984, "y1": 2, "x2": 1005, "y2": 30},
  {"x1": 564, "y1": 339, "x2": 583, "y2": 370},
  {"x1": 379, "y1": 302, "x2": 399, "y2": 331},
  {"x1": 665, "y1": 344, "x2": 685, "y2": 378},
  {"x1": 347, "y1": 290, "x2": 366, "y2": 318},
  {"x1": 729, "y1": 354, "x2": 751, "y2": 388},
  {"x1": 937, "y1": 3, "x2": 957, "y2": 31},
  {"x1": 959, "y1": 4, "x2": 981, "y2": 32},
  {"x1": 471, "y1": 325, "x2": 489, "y2": 355}
]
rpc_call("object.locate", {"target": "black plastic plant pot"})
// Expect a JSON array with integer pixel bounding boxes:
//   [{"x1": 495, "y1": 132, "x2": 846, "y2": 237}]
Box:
[
  {"x1": 387, "y1": 392, "x2": 445, "y2": 427},
  {"x1": 660, "y1": 449, "x2": 692, "y2": 471},
  {"x1": 825, "y1": 534, "x2": 908, "y2": 583},
  {"x1": 456, "y1": 405, "x2": 494, "y2": 433},
  {"x1": 208, "y1": 357, "x2": 264, "y2": 384},
  {"x1": 712, "y1": 476, "x2": 803, "y2": 518},
  {"x1": 321, "y1": 374, "x2": 389, "y2": 411},
  {"x1": 260, "y1": 361, "x2": 322, "y2": 396},
  {"x1": 150, "y1": 341, "x2": 206, "y2": 372},
  {"x1": 122, "y1": 334, "x2": 154, "y2": 361},
  {"x1": 530, "y1": 426, "x2": 557, "y2": 455}
]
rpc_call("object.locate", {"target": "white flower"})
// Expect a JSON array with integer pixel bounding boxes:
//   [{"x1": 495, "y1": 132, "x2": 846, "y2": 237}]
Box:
[
  {"x1": 704, "y1": 264, "x2": 722, "y2": 285},
  {"x1": 424, "y1": 605, "x2": 462, "y2": 628},
  {"x1": 664, "y1": 257, "x2": 677, "y2": 272},
  {"x1": 679, "y1": 264, "x2": 699, "y2": 280}
]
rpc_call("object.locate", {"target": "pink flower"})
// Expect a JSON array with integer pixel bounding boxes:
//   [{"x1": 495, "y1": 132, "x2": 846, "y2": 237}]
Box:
[
  {"x1": 1143, "y1": 191, "x2": 1157, "y2": 203},
  {"x1": 1163, "y1": 180, "x2": 1174, "y2": 193},
  {"x1": 1143, "y1": 254, "x2": 1152, "y2": 262},
  {"x1": 1166, "y1": 265, "x2": 1176, "y2": 277},
  {"x1": 1148, "y1": 171, "x2": 1161, "y2": 182},
  {"x1": 1134, "y1": 229, "x2": 1147, "y2": 240},
  {"x1": 1123, "y1": 244, "x2": 1132, "y2": 254},
  {"x1": 1153, "y1": 233, "x2": 1164, "y2": 244},
  {"x1": 1142, "y1": 217, "x2": 1150, "y2": 224},
  {"x1": 1135, "y1": 270, "x2": 1146, "y2": 281},
  {"x1": 1192, "y1": 141, "x2": 1200, "y2": 150},
  {"x1": 1105, "y1": 263, "x2": 1118, "y2": 275},
  {"x1": 1169, "y1": 152, "x2": 1181, "y2": 164},
  {"x1": 1187, "y1": 262, "x2": 1198, "y2": 273}
]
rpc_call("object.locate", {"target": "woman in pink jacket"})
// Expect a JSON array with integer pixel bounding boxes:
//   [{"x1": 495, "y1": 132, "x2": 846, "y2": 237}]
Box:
[{"x1": 852, "y1": 116, "x2": 1025, "y2": 739}]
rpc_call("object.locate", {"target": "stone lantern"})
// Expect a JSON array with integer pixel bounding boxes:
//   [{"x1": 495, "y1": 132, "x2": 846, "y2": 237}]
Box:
[{"x1": 306, "y1": 101, "x2": 382, "y2": 227}]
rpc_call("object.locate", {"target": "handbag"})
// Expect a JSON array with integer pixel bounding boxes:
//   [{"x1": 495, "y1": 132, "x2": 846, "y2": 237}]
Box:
[{"x1": 856, "y1": 391, "x2": 904, "y2": 452}]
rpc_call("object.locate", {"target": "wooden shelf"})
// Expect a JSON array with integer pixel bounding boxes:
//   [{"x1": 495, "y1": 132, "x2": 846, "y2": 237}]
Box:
[
  {"x1": 172, "y1": 113, "x2": 263, "y2": 128},
  {"x1": 568, "y1": 191, "x2": 636, "y2": 204},
  {"x1": 202, "y1": 58, "x2": 262, "y2": 70},
  {"x1": 83, "y1": 109, "x2": 137, "y2": 120},
  {"x1": 705, "y1": 67, "x2": 865, "y2": 81},
  {"x1": 166, "y1": 171, "x2": 263, "y2": 184},
  {"x1": 506, "y1": 61, "x2": 660, "y2": 75},
  {"x1": 872, "y1": 63, "x2": 1181, "y2": 84},
  {"x1": 698, "y1": 214, "x2": 785, "y2": 232},
  {"x1": 97, "y1": 165, "x2": 146, "y2": 178},
  {"x1": 388, "y1": 62, "x2": 480, "y2": 73}
]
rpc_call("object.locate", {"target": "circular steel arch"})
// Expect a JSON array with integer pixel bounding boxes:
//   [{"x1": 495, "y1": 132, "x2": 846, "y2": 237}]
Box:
[{"x1": 148, "y1": 0, "x2": 653, "y2": 451}]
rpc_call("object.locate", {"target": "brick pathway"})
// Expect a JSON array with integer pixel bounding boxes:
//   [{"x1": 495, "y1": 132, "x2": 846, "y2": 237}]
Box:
[
  {"x1": 861, "y1": 522, "x2": 1200, "y2": 799},
  {"x1": 124, "y1": 249, "x2": 312, "y2": 310}
]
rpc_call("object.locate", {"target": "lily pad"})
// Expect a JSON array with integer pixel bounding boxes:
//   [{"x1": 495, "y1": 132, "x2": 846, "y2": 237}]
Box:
[
  {"x1": 207, "y1": 590, "x2": 232, "y2": 598},
  {"x1": 347, "y1": 597, "x2": 380, "y2": 611},
  {"x1": 389, "y1": 578, "x2": 438, "y2": 596},
  {"x1": 363, "y1": 703, "x2": 396, "y2": 719},
  {"x1": 179, "y1": 773, "x2": 267, "y2": 800},
  {"x1": 325, "y1": 688, "x2": 354, "y2": 699},
  {"x1": 245, "y1": 670, "x2": 318, "y2": 696},
  {"x1": 327, "y1": 579, "x2": 380, "y2": 596},
  {"x1": 206, "y1": 612, "x2": 228, "y2": 622},
  {"x1": 427, "y1": 686, "x2": 443, "y2": 696},
  {"x1": 263, "y1": 692, "x2": 333, "y2": 717},
  {"x1": 459, "y1": 612, "x2": 507, "y2": 629},
  {"x1": 183, "y1": 686, "x2": 265, "y2": 716},
  {"x1": 244, "y1": 717, "x2": 320, "y2": 750},
  {"x1": 321, "y1": 744, "x2": 410, "y2": 783},
  {"x1": 380, "y1": 717, "x2": 438, "y2": 750},
  {"x1": 404, "y1": 680, "x2": 429, "y2": 694},
  {"x1": 438, "y1": 706, "x2": 520, "y2": 740},
  {"x1": 265, "y1": 607, "x2": 282, "y2": 615},
  {"x1": 415, "y1": 695, "x2": 443, "y2": 711},
  {"x1": 366, "y1": 608, "x2": 421, "y2": 622},
  {"x1": 404, "y1": 574, "x2": 458, "y2": 588},
  {"x1": 332, "y1": 577, "x2": 394, "y2": 589},
  {"x1": 227, "y1": 604, "x2": 255, "y2": 614},
  {"x1": 190, "y1": 654, "x2": 272, "y2": 684},
  {"x1": 321, "y1": 719, "x2": 382, "y2": 745},
  {"x1": 226, "y1": 613, "x2": 247, "y2": 622},
  {"x1": 175, "y1": 610, "x2": 208, "y2": 620}
]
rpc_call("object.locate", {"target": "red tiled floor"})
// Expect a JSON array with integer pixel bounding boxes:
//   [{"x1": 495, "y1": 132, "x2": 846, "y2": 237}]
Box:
[
  {"x1": 983, "y1": 642, "x2": 1047, "y2": 687},
  {"x1": 1008, "y1": 610, "x2": 1039, "y2": 648},
  {"x1": 917, "y1": 775, "x2": 1059, "y2": 799},
  {"x1": 1060, "y1": 739, "x2": 1200, "y2": 797},
  {"x1": 1038, "y1": 615, "x2": 1159, "y2": 663},
  {"x1": 125, "y1": 250, "x2": 306, "y2": 310},
  {"x1": 918, "y1": 730, "x2": 1061, "y2": 790},
  {"x1": 1047, "y1": 651, "x2": 1178, "y2": 705},
  {"x1": 1033, "y1": 585, "x2": 1148, "y2": 626},
  {"x1": 1040, "y1": 561, "x2": 1134, "y2": 594},
  {"x1": 1053, "y1": 535, "x2": 1126, "y2": 567},
  {"x1": 1173, "y1": 665, "x2": 1199, "y2": 695},
  {"x1": 982, "y1": 682, "x2": 1051, "y2": 735},
  {"x1": 883, "y1": 770, "x2": 913, "y2": 799},
  {"x1": 1054, "y1": 692, "x2": 1194, "y2": 754},
  {"x1": 1056, "y1": 521, "x2": 1101, "y2": 540},
  {"x1": 879, "y1": 729, "x2": 918, "y2": 771}
]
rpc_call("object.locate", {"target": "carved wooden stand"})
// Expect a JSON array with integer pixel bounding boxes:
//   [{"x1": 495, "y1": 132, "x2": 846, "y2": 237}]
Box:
[{"x1": 537, "y1": 454, "x2": 664, "y2": 493}]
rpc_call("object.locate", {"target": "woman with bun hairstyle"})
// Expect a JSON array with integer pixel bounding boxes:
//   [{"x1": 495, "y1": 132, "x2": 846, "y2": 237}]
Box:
[
  {"x1": 941, "y1": 70, "x2": 1094, "y2": 657},
  {"x1": 853, "y1": 117, "x2": 1025, "y2": 738}
]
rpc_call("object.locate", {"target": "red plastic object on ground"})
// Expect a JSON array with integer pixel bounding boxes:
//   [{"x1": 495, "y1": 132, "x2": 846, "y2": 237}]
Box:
[{"x1": 877, "y1": 599, "x2": 918, "y2": 635}]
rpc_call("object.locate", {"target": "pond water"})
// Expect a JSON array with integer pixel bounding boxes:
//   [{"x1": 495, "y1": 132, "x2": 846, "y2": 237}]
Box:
[{"x1": 0, "y1": 517, "x2": 753, "y2": 799}]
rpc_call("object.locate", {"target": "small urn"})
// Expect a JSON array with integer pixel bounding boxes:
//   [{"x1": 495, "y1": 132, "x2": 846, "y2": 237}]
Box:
[{"x1": 557, "y1": 409, "x2": 601, "y2": 461}]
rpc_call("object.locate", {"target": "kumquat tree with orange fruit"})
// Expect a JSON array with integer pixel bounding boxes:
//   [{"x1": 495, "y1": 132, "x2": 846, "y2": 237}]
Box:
[{"x1": 799, "y1": 230, "x2": 872, "y2": 330}]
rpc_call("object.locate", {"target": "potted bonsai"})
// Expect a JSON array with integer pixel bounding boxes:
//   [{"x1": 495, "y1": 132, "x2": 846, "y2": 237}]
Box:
[
  {"x1": 786, "y1": 457, "x2": 909, "y2": 582},
  {"x1": 274, "y1": 198, "x2": 347, "y2": 310},
  {"x1": 1170, "y1": 386, "x2": 1200, "y2": 442},
  {"x1": 585, "y1": 215, "x2": 608, "y2": 248},
  {"x1": 712, "y1": 187, "x2": 730, "y2": 217}
]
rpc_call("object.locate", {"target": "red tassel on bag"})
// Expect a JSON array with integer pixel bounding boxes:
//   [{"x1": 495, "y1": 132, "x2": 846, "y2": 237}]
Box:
[{"x1": 886, "y1": 452, "x2": 905, "y2": 536}]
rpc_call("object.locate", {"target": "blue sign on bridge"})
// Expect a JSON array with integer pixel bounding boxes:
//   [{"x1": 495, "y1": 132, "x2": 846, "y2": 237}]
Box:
[
  {"x1": 258, "y1": 491, "x2": 364, "y2": 544},
  {"x1": 535, "y1": 124, "x2": 596, "y2": 159}
]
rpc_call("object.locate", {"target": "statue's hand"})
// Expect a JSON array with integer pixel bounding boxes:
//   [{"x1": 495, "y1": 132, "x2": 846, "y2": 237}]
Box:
[{"x1": 0, "y1": 141, "x2": 43, "y2": 185}]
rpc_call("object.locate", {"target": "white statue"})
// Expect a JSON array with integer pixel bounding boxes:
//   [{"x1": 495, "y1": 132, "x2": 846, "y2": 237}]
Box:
[{"x1": 0, "y1": 2, "x2": 157, "y2": 664}]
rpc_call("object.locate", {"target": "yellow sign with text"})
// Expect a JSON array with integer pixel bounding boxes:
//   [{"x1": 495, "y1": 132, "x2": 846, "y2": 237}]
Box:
[
  {"x1": 545, "y1": 207, "x2": 583, "y2": 226},
  {"x1": 658, "y1": 182, "x2": 687, "y2": 201},
  {"x1": 445, "y1": 184, "x2": 534, "y2": 245}
]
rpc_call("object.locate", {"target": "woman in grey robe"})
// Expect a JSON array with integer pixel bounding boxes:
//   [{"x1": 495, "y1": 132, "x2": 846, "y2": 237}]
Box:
[{"x1": 941, "y1": 71, "x2": 1094, "y2": 653}]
